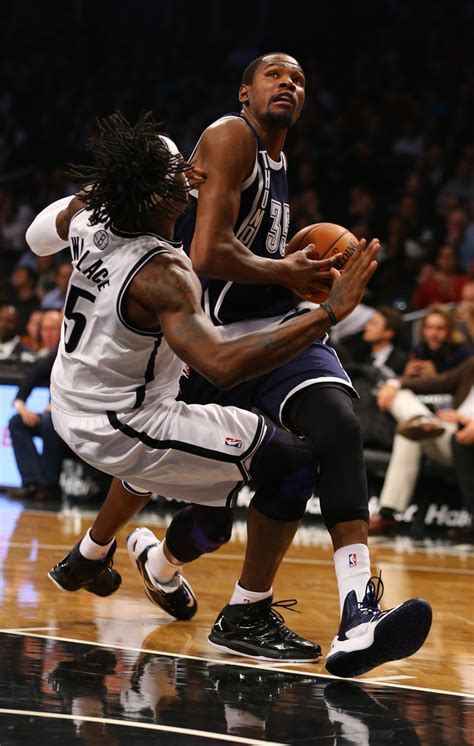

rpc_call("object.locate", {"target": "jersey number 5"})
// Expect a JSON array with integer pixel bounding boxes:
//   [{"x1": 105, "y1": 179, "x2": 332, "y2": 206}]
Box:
[{"x1": 64, "y1": 284, "x2": 96, "y2": 353}]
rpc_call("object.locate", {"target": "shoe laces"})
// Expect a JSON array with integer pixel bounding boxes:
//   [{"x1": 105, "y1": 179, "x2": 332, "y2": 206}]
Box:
[
  {"x1": 360, "y1": 572, "x2": 384, "y2": 613},
  {"x1": 268, "y1": 598, "x2": 300, "y2": 626}
]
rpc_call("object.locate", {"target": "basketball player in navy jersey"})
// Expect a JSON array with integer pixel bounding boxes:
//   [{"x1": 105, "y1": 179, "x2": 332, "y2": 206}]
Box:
[
  {"x1": 27, "y1": 111, "x2": 387, "y2": 666},
  {"x1": 159, "y1": 53, "x2": 431, "y2": 677}
]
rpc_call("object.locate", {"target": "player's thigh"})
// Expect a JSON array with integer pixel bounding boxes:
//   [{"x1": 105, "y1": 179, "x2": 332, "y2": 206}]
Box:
[
  {"x1": 257, "y1": 340, "x2": 356, "y2": 428},
  {"x1": 118, "y1": 399, "x2": 266, "y2": 506}
]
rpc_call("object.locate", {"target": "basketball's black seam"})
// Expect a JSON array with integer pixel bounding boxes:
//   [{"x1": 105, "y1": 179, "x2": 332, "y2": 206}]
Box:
[{"x1": 319, "y1": 230, "x2": 349, "y2": 260}]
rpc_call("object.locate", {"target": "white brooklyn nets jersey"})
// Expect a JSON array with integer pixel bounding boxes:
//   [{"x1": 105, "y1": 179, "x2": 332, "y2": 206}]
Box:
[{"x1": 51, "y1": 209, "x2": 187, "y2": 414}]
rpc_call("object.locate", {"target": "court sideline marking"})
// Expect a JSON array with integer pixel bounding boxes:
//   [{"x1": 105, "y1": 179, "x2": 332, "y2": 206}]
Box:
[
  {"x1": 0, "y1": 709, "x2": 283, "y2": 745},
  {"x1": 5, "y1": 540, "x2": 474, "y2": 576},
  {"x1": 4, "y1": 505, "x2": 473, "y2": 558},
  {"x1": 1, "y1": 629, "x2": 472, "y2": 699}
]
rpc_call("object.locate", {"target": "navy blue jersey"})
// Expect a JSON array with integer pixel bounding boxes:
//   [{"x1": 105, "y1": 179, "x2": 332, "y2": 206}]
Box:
[{"x1": 179, "y1": 113, "x2": 296, "y2": 325}]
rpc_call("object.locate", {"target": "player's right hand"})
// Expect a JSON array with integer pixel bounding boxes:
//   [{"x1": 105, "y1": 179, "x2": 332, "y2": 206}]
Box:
[
  {"x1": 282, "y1": 246, "x2": 343, "y2": 297},
  {"x1": 324, "y1": 238, "x2": 380, "y2": 322}
]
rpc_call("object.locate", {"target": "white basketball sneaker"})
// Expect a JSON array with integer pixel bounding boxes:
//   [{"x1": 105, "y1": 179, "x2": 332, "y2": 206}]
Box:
[
  {"x1": 127, "y1": 527, "x2": 197, "y2": 620},
  {"x1": 325, "y1": 573, "x2": 432, "y2": 678}
]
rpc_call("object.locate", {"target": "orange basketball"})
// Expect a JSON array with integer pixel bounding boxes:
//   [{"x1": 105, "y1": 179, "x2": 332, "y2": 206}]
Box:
[{"x1": 285, "y1": 222, "x2": 359, "y2": 303}]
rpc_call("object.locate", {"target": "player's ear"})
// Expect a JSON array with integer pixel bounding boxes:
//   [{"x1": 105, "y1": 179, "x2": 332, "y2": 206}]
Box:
[{"x1": 239, "y1": 84, "x2": 249, "y2": 105}]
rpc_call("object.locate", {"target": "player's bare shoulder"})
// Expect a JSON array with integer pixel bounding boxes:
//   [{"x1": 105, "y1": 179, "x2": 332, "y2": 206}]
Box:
[
  {"x1": 196, "y1": 117, "x2": 256, "y2": 179},
  {"x1": 128, "y1": 249, "x2": 200, "y2": 320}
]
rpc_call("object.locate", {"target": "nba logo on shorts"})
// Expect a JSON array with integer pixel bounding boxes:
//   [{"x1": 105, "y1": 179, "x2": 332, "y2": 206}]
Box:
[
  {"x1": 349, "y1": 552, "x2": 357, "y2": 567},
  {"x1": 225, "y1": 436, "x2": 242, "y2": 448}
]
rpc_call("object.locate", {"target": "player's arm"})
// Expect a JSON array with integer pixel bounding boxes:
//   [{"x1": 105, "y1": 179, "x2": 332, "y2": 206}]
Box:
[
  {"x1": 128, "y1": 242, "x2": 378, "y2": 389},
  {"x1": 26, "y1": 195, "x2": 85, "y2": 255},
  {"x1": 190, "y1": 119, "x2": 339, "y2": 295}
]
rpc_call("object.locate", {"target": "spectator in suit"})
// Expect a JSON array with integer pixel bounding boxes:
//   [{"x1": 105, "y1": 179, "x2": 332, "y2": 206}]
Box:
[
  {"x1": 20, "y1": 309, "x2": 44, "y2": 352},
  {"x1": 9, "y1": 266, "x2": 40, "y2": 333},
  {"x1": 361, "y1": 306, "x2": 407, "y2": 376},
  {"x1": 8, "y1": 310, "x2": 64, "y2": 500},
  {"x1": 0, "y1": 305, "x2": 33, "y2": 360},
  {"x1": 370, "y1": 356, "x2": 474, "y2": 537},
  {"x1": 40, "y1": 262, "x2": 72, "y2": 310}
]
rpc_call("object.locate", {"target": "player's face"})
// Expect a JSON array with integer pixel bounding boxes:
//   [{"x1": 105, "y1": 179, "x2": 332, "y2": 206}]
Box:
[{"x1": 240, "y1": 55, "x2": 305, "y2": 129}]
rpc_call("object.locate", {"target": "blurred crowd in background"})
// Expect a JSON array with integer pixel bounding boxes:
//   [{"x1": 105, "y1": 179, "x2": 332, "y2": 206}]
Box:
[{"x1": 0, "y1": 0, "x2": 473, "y2": 535}]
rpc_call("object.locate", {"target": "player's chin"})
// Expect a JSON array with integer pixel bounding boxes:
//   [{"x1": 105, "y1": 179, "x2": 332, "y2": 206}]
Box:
[{"x1": 264, "y1": 109, "x2": 295, "y2": 129}]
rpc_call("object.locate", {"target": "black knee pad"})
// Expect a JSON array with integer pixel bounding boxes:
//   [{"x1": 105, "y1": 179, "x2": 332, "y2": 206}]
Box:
[
  {"x1": 285, "y1": 384, "x2": 369, "y2": 528},
  {"x1": 249, "y1": 424, "x2": 317, "y2": 521},
  {"x1": 251, "y1": 467, "x2": 315, "y2": 521},
  {"x1": 166, "y1": 505, "x2": 234, "y2": 563}
]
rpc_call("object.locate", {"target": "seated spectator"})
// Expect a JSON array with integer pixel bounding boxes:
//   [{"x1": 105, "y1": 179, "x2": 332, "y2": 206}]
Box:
[
  {"x1": 0, "y1": 305, "x2": 33, "y2": 360},
  {"x1": 436, "y1": 158, "x2": 474, "y2": 214},
  {"x1": 0, "y1": 191, "x2": 35, "y2": 254},
  {"x1": 405, "y1": 304, "x2": 472, "y2": 378},
  {"x1": 370, "y1": 356, "x2": 474, "y2": 538},
  {"x1": 20, "y1": 309, "x2": 44, "y2": 352},
  {"x1": 40, "y1": 262, "x2": 72, "y2": 310},
  {"x1": 369, "y1": 216, "x2": 417, "y2": 307},
  {"x1": 456, "y1": 281, "x2": 474, "y2": 344},
  {"x1": 339, "y1": 308, "x2": 407, "y2": 451},
  {"x1": 412, "y1": 245, "x2": 467, "y2": 309},
  {"x1": 361, "y1": 306, "x2": 407, "y2": 376},
  {"x1": 9, "y1": 266, "x2": 40, "y2": 333},
  {"x1": 36, "y1": 254, "x2": 60, "y2": 298},
  {"x1": 8, "y1": 310, "x2": 64, "y2": 500},
  {"x1": 444, "y1": 208, "x2": 472, "y2": 271}
]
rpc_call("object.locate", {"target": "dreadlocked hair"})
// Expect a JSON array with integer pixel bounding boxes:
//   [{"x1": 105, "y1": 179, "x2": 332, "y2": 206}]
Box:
[{"x1": 68, "y1": 110, "x2": 190, "y2": 230}]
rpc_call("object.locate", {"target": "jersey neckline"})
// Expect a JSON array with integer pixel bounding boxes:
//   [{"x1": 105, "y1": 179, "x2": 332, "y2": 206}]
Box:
[{"x1": 110, "y1": 224, "x2": 182, "y2": 247}]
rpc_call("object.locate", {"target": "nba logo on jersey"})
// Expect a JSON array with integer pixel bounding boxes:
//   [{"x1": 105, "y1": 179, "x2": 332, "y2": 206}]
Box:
[
  {"x1": 349, "y1": 553, "x2": 357, "y2": 567},
  {"x1": 225, "y1": 436, "x2": 242, "y2": 449}
]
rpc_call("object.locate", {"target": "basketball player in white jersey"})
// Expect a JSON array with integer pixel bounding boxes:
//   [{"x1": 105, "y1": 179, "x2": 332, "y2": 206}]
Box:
[{"x1": 26, "y1": 111, "x2": 394, "y2": 666}]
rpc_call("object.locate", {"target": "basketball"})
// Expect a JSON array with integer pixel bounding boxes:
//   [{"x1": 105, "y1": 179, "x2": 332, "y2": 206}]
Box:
[{"x1": 285, "y1": 222, "x2": 359, "y2": 303}]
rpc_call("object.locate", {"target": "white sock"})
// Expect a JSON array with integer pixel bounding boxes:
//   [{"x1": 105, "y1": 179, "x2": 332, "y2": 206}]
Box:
[
  {"x1": 79, "y1": 528, "x2": 114, "y2": 561},
  {"x1": 229, "y1": 581, "x2": 273, "y2": 606},
  {"x1": 146, "y1": 541, "x2": 182, "y2": 588},
  {"x1": 334, "y1": 543, "x2": 371, "y2": 614}
]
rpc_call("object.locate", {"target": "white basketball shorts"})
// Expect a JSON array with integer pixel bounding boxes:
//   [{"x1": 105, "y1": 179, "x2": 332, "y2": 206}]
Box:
[{"x1": 52, "y1": 397, "x2": 266, "y2": 507}]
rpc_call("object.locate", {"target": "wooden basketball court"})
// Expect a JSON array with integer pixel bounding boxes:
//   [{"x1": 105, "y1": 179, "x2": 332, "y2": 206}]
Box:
[{"x1": 1, "y1": 495, "x2": 473, "y2": 744}]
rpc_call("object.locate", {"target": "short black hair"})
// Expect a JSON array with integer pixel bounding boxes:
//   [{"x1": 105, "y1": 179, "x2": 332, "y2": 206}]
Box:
[
  {"x1": 377, "y1": 306, "x2": 405, "y2": 336},
  {"x1": 68, "y1": 110, "x2": 189, "y2": 230},
  {"x1": 241, "y1": 52, "x2": 301, "y2": 85}
]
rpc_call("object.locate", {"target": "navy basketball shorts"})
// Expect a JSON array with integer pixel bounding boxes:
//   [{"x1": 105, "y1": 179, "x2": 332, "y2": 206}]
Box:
[{"x1": 180, "y1": 339, "x2": 357, "y2": 430}]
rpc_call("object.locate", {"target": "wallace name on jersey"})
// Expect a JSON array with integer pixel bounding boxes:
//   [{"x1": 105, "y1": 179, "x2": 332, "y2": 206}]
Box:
[{"x1": 70, "y1": 235, "x2": 110, "y2": 291}]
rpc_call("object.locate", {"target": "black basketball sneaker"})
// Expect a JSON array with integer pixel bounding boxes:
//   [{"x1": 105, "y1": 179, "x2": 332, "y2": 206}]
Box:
[
  {"x1": 209, "y1": 664, "x2": 311, "y2": 713},
  {"x1": 208, "y1": 597, "x2": 322, "y2": 662},
  {"x1": 325, "y1": 574, "x2": 432, "y2": 678},
  {"x1": 127, "y1": 527, "x2": 197, "y2": 620},
  {"x1": 48, "y1": 539, "x2": 121, "y2": 596}
]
